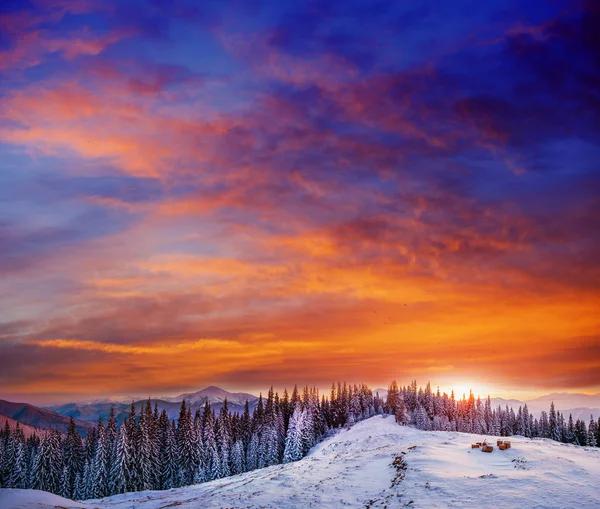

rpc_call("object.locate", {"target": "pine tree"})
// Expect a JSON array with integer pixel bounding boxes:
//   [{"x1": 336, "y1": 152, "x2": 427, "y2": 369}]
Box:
[
  {"x1": 109, "y1": 423, "x2": 129, "y2": 495},
  {"x1": 574, "y1": 419, "x2": 587, "y2": 446},
  {"x1": 210, "y1": 444, "x2": 222, "y2": 480},
  {"x1": 63, "y1": 417, "x2": 84, "y2": 498},
  {"x1": 73, "y1": 472, "x2": 83, "y2": 500},
  {"x1": 33, "y1": 430, "x2": 63, "y2": 494},
  {"x1": 217, "y1": 402, "x2": 231, "y2": 478},
  {"x1": 1, "y1": 423, "x2": 16, "y2": 487},
  {"x1": 25, "y1": 433, "x2": 40, "y2": 490},
  {"x1": 246, "y1": 432, "x2": 259, "y2": 471},
  {"x1": 539, "y1": 411, "x2": 549, "y2": 438},
  {"x1": 549, "y1": 402, "x2": 560, "y2": 442},
  {"x1": 160, "y1": 420, "x2": 178, "y2": 489},
  {"x1": 126, "y1": 403, "x2": 140, "y2": 492},
  {"x1": 138, "y1": 401, "x2": 155, "y2": 490},
  {"x1": 92, "y1": 420, "x2": 110, "y2": 498},
  {"x1": 587, "y1": 416, "x2": 597, "y2": 448},
  {"x1": 231, "y1": 439, "x2": 245, "y2": 474},
  {"x1": 241, "y1": 401, "x2": 252, "y2": 450},
  {"x1": 177, "y1": 400, "x2": 196, "y2": 486},
  {"x1": 83, "y1": 458, "x2": 93, "y2": 500},
  {"x1": 202, "y1": 408, "x2": 218, "y2": 481},
  {"x1": 283, "y1": 406, "x2": 304, "y2": 463},
  {"x1": 60, "y1": 465, "x2": 70, "y2": 498},
  {"x1": 9, "y1": 440, "x2": 27, "y2": 489},
  {"x1": 567, "y1": 414, "x2": 575, "y2": 443},
  {"x1": 105, "y1": 407, "x2": 118, "y2": 493}
]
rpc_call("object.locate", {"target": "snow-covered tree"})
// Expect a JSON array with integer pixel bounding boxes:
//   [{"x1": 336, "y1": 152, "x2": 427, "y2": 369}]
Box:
[
  {"x1": 246, "y1": 432, "x2": 259, "y2": 471},
  {"x1": 109, "y1": 423, "x2": 129, "y2": 495},
  {"x1": 10, "y1": 440, "x2": 28, "y2": 489},
  {"x1": 588, "y1": 417, "x2": 598, "y2": 448},
  {"x1": 177, "y1": 400, "x2": 197, "y2": 486},
  {"x1": 32, "y1": 430, "x2": 63, "y2": 494},
  {"x1": 231, "y1": 439, "x2": 245, "y2": 474},
  {"x1": 63, "y1": 417, "x2": 84, "y2": 498},
  {"x1": 92, "y1": 419, "x2": 110, "y2": 498},
  {"x1": 160, "y1": 420, "x2": 178, "y2": 489},
  {"x1": 283, "y1": 407, "x2": 304, "y2": 463}
]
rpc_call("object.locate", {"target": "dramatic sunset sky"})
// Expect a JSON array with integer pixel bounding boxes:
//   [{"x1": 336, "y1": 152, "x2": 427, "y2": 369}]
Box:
[{"x1": 0, "y1": 0, "x2": 598, "y2": 404}]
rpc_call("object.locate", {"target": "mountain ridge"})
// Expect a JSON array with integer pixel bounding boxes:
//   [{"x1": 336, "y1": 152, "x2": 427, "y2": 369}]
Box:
[
  {"x1": 44, "y1": 387, "x2": 260, "y2": 426},
  {"x1": 0, "y1": 400, "x2": 94, "y2": 435}
]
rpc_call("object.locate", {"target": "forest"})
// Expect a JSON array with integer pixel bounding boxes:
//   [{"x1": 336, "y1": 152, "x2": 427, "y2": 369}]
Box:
[{"x1": 0, "y1": 382, "x2": 598, "y2": 500}]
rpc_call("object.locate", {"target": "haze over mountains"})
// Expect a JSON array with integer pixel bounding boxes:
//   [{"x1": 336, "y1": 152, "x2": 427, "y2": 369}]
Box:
[
  {"x1": 159, "y1": 386, "x2": 258, "y2": 407},
  {"x1": 374, "y1": 389, "x2": 600, "y2": 423},
  {"x1": 2, "y1": 387, "x2": 598, "y2": 435},
  {"x1": 0, "y1": 400, "x2": 94, "y2": 435},
  {"x1": 45, "y1": 386, "x2": 260, "y2": 426},
  {"x1": 0, "y1": 412, "x2": 45, "y2": 438}
]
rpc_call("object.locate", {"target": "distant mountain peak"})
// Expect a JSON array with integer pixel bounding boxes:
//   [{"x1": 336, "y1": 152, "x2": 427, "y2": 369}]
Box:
[{"x1": 161, "y1": 386, "x2": 258, "y2": 406}]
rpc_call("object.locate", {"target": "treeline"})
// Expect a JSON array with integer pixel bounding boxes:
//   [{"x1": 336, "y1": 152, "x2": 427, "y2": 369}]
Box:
[
  {"x1": 386, "y1": 380, "x2": 600, "y2": 447},
  {"x1": 3, "y1": 380, "x2": 598, "y2": 501},
  {"x1": 0, "y1": 383, "x2": 380, "y2": 499}
]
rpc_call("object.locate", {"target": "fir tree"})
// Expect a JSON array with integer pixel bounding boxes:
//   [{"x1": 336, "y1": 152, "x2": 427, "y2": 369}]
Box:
[
  {"x1": 126, "y1": 403, "x2": 140, "y2": 492},
  {"x1": 33, "y1": 430, "x2": 63, "y2": 494},
  {"x1": 283, "y1": 406, "x2": 304, "y2": 463},
  {"x1": 63, "y1": 417, "x2": 84, "y2": 498},
  {"x1": 60, "y1": 465, "x2": 70, "y2": 498},
  {"x1": 549, "y1": 402, "x2": 560, "y2": 442},
  {"x1": 9, "y1": 440, "x2": 27, "y2": 489},
  {"x1": 83, "y1": 459, "x2": 93, "y2": 500},
  {"x1": 231, "y1": 439, "x2": 245, "y2": 474},
  {"x1": 109, "y1": 423, "x2": 129, "y2": 495},
  {"x1": 73, "y1": 472, "x2": 83, "y2": 500},
  {"x1": 92, "y1": 419, "x2": 109, "y2": 498},
  {"x1": 1, "y1": 423, "x2": 16, "y2": 487},
  {"x1": 177, "y1": 400, "x2": 196, "y2": 486},
  {"x1": 210, "y1": 444, "x2": 222, "y2": 480},
  {"x1": 246, "y1": 432, "x2": 259, "y2": 471},
  {"x1": 160, "y1": 420, "x2": 178, "y2": 489},
  {"x1": 138, "y1": 401, "x2": 155, "y2": 490},
  {"x1": 587, "y1": 416, "x2": 597, "y2": 448},
  {"x1": 217, "y1": 402, "x2": 231, "y2": 477}
]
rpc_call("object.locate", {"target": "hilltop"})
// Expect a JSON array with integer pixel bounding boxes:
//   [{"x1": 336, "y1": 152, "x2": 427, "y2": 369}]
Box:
[{"x1": 2, "y1": 415, "x2": 599, "y2": 509}]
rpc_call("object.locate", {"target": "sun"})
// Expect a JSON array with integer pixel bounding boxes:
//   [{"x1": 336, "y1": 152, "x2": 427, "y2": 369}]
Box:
[{"x1": 442, "y1": 381, "x2": 493, "y2": 400}]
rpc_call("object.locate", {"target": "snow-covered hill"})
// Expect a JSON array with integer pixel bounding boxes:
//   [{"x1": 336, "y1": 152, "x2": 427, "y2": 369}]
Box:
[{"x1": 2, "y1": 415, "x2": 599, "y2": 508}]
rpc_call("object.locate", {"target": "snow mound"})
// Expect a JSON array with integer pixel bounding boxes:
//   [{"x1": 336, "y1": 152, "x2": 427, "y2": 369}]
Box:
[{"x1": 2, "y1": 415, "x2": 599, "y2": 508}]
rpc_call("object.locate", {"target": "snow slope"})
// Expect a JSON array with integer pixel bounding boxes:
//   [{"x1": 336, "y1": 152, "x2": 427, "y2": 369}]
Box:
[{"x1": 2, "y1": 415, "x2": 599, "y2": 509}]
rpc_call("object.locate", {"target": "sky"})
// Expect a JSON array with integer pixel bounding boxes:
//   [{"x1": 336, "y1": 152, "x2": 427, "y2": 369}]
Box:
[{"x1": 0, "y1": 0, "x2": 599, "y2": 405}]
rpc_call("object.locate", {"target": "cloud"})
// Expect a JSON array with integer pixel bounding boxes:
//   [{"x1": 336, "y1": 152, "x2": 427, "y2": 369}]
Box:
[{"x1": 0, "y1": 0, "x2": 598, "y2": 400}]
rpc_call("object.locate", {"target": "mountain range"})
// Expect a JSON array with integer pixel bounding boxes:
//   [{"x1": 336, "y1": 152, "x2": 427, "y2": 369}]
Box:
[
  {"x1": 0, "y1": 400, "x2": 95, "y2": 435},
  {"x1": 2, "y1": 387, "x2": 598, "y2": 437},
  {"x1": 374, "y1": 389, "x2": 600, "y2": 422},
  {"x1": 45, "y1": 386, "x2": 259, "y2": 427},
  {"x1": 0, "y1": 412, "x2": 47, "y2": 438},
  {"x1": 159, "y1": 386, "x2": 258, "y2": 406}
]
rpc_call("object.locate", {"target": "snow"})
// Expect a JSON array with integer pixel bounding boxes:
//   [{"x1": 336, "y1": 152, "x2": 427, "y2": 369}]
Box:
[
  {"x1": 0, "y1": 489, "x2": 86, "y2": 508},
  {"x1": 3, "y1": 415, "x2": 599, "y2": 509}
]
